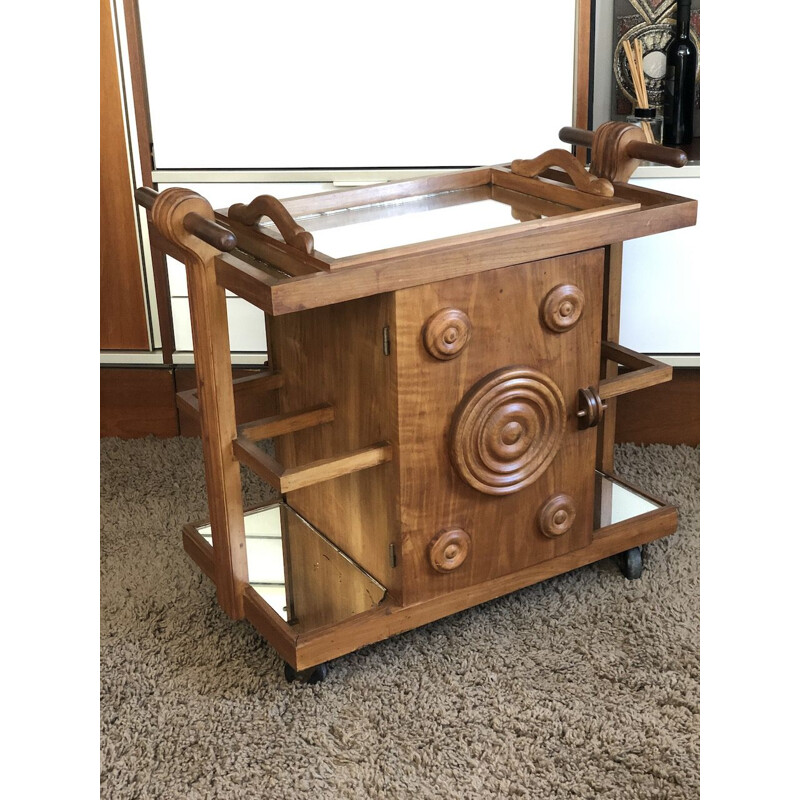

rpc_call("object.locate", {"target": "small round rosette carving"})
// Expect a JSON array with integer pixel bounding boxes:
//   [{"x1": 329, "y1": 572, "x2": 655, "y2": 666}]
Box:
[
  {"x1": 449, "y1": 366, "x2": 566, "y2": 495},
  {"x1": 422, "y1": 308, "x2": 473, "y2": 360},
  {"x1": 541, "y1": 284, "x2": 585, "y2": 333},
  {"x1": 538, "y1": 493, "x2": 577, "y2": 538},
  {"x1": 429, "y1": 528, "x2": 471, "y2": 573}
]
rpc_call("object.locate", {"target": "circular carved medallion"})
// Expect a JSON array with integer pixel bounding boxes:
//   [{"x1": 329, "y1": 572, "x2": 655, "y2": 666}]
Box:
[
  {"x1": 422, "y1": 308, "x2": 472, "y2": 360},
  {"x1": 538, "y1": 493, "x2": 577, "y2": 538},
  {"x1": 449, "y1": 366, "x2": 566, "y2": 496},
  {"x1": 541, "y1": 284, "x2": 585, "y2": 333},
  {"x1": 429, "y1": 528, "x2": 471, "y2": 573}
]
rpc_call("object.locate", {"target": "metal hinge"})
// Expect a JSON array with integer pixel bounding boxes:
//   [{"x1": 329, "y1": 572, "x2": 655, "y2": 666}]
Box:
[
  {"x1": 389, "y1": 542, "x2": 397, "y2": 568},
  {"x1": 382, "y1": 325, "x2": 391, "y2": 356}
]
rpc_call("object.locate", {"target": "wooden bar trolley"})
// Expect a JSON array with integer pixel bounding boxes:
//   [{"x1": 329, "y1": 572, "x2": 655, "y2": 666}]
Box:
[{"x1": 137, "y1": 123, "x2": 697, "y2": 683}]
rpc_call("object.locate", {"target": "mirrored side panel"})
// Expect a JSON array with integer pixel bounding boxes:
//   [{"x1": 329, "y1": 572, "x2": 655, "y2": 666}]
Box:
[
  {"x1": 197, "y1": 503, "x2": 386, "y2": 633},
  {"x1": 594, "y1": 471, "x2": 662, "y2": 530}
]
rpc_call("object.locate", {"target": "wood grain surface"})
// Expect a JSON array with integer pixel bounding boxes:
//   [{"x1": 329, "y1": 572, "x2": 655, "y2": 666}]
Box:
[{"x1": 391, "y1": 250, "x2": 605, "y2": 603}]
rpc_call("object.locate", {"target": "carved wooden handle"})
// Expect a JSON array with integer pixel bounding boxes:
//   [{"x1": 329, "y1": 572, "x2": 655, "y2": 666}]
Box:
[
  {"x1": 510, "y1": 149, "x2": 614, "y2": 197},
  {"x1": 134, "y1": 186, "x2": 237, "y2": 252},
  {"x1": 227, "y1": 195, "x2": 314, "y2": 255},
  {"x1": 558, "y1": 126, "x2": 688, "y2": 169}
]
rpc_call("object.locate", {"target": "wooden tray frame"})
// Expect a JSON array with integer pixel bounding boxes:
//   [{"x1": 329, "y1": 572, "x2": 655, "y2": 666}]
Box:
[{"x1": 209, "y1": 167, "x2": 696, "y2": 316}]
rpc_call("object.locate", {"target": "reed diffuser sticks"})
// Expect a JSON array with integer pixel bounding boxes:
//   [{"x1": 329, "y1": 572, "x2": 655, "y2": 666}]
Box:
[{"x1": 622, "y1": 38, "x2": 655, "y2": 144}]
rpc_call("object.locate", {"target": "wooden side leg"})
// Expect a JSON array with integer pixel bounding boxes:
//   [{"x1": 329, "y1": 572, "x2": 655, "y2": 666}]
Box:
[
  {"x1": 152, "y1": 188, "x2": 248, "y2": 620},
  {"x1": 597, "y1": 242, "x2": 623, "y2": 473}
]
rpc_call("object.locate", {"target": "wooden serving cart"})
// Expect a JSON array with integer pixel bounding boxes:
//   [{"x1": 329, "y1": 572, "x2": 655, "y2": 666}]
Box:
[{"x1": 137, "y1": 123, "x2": 697, "y2": 683}]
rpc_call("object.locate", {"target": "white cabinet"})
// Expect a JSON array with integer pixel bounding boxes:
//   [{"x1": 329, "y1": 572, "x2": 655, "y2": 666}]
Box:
[{"x1": 619, "y1": 174, "x2": 701, "y2": 360}]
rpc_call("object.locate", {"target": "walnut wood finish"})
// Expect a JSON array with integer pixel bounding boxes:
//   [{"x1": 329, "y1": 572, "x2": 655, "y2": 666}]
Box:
[
  {"x1": 183, "y1": 488, "x2": 677, "y2": 671},
  {"x1": 280, "y1": 507, "x2": 386, "y2": 632},
  {"x1": 428, "y1": 528, "x2": 472, "y2": 573},
  {"x1": 616, "y1": 368, "x2": 699, "y2": 447},
  {"x1": 541, "y1": 284, "x2": 585, "y2": 333},
  {"x1": 237, "y1": 404, "x2": 335, "y2": 443},
  {"x1": 598, "y1": 343, "x2": 672, "y2": 400},
  {"x1": 140, "y1": 137, "x2": 696, "y2": 672},
  {"x1": 228, "y1": 195, "x2": 315, "y2": 255},
  {"x1": 392, "y1": 250, "x2": 605, "y2": 604},
  {"x1": 234, "y1": 437, "x2": 392, "y2": 494},
  {"x1": 103, "y1": 366, "x2": 699, "y2": 447},
  {"x1": 597, "y1": 243, "x2": 623, "y2": 472},
  {"x1": 574, "y1": 0, "x2": 593, "y2": 166},
  {"x1": 538, "y1": 493, "x2": 577, "y2": 539},
  {"x1": 448, "y1": 366, "x2": 567, "y2": 496},
  {"x1": 100, "y1": 368, "x2": 178, "y2": 437},
  {"x1": 559, "y1": 123, "x2": 689, "y2": 183},
  {"x1": 268, "y1": 294, "x2": 400, "y2": 596},
  {"x1": 212, "y1": 165, "x2": 640, "y2": 289},
  {"x1": 290, "y1": 500, "x2": 676, "y2": 670},
  {"x1": 175, "y1": 370, "x2": 284, "y2": 428},
  {"x1": 422, "y1": 308, "x2": 473, "y2": 361},
  {"x1": 577, "y1": 386, "x2": 606, "y2": 430},
  {"x1": 101, "y1": 0, "x2": 149, "y2": 351},
  {"x1": 151, "y1": 188, "x2": 248, "y2": 620},
  {"x1": 214, "y1": 186, "x2": 694, "y2": 317},
  {"x1": 136, "y1": 186, "x2": 237, "y2": 252},
  {"x1": 511, "y1": 149, "x2": 614, "y2": 197}
]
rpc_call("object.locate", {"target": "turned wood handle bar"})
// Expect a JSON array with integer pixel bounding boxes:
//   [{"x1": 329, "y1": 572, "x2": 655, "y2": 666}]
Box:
[
  {"x1": 558, "y1": 126, "x2": 687, "y2": 169},
  {"x1": 134, "y1": 186, "x2": 238, "y2": 252}
]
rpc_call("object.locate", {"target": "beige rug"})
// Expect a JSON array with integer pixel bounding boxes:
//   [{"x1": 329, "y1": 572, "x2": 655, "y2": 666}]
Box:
[{"x1": 101, "y1": 437, "x2": 699, "y2": 799}]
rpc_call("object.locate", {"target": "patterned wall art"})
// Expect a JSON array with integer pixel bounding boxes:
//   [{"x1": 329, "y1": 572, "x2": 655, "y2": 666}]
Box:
[{"x1": 613, "y1": 0, "x2": 700, "y2": 133}]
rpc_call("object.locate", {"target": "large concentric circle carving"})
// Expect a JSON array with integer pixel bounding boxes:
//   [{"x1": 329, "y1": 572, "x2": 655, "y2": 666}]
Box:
[{"x1": 449, "y1": 366, "x2": 566, "y2": 496}]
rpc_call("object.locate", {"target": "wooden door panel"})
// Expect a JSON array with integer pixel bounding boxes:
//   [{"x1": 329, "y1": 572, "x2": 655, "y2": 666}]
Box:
[
  {"x1": 100, "y1": 0, "x2": 150, "y2": 350},
  {"x1": 393, "y1": 249, "x2": 604, "y2": 603}
]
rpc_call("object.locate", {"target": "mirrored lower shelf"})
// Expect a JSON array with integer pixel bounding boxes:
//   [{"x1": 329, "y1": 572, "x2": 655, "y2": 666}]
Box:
[
  {"x1": 594, "y1": 470, "x2": 661, "y2": 531},
  {"x1": 195, "y1": 503, "x2": 386, "y2": 633},
  {"x1": 184, "y1": 472, "x2": 670, "y2": 657}
]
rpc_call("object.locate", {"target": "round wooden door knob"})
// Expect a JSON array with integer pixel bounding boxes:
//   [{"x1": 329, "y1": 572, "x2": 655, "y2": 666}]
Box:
[
  {"x1": 538, "y1": 494, "x2": 577, "y2": 538},
  {"x1": 422, "y1": 308, "x2": 472, "y2": 360},
  {"x1": 541, "y1": 284, "x2": 585, "y2": 333},
  {"x1": 429, "y1": 528, "x2": 471, "y2": 573}
]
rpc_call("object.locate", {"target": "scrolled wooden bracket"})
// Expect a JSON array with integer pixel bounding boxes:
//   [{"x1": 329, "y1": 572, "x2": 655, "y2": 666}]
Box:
[
  {"x1": 510, "y1": 149, "x2": 614, "y2": 197},
  {"x1": 227, "y1": 194, "x2": 314, "y2": 255}
]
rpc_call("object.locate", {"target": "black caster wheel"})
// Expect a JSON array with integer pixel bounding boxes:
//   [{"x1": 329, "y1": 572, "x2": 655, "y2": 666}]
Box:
[
  {"x1": 284, "y1": 662, "x2": 329, "y2": 684},
  {"x1": 618, "y1": 546, "x2": 644, "y2": 580}
]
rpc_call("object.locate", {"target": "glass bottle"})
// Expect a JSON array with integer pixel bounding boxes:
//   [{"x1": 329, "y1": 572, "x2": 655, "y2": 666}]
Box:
[
  {"x1": 627, "y1": 107, "x2": 663, "y2": 145},
  {"x1": 662, "y1": 0, "x2": 697, "y2": 146}
]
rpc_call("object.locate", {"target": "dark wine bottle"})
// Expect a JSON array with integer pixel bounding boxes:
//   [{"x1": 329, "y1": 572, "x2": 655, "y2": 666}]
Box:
[{"x1": 662, "y1": 0, "x2": 697, "y2": 147}]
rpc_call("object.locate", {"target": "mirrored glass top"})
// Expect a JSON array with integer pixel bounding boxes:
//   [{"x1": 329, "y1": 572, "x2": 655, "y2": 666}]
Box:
[
  {"x1": 259, "y1": 185, "x2": 572, "y2": 259},
  {"x1": 198, "y1": 503, "x2": 386, "y2": 632}
]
